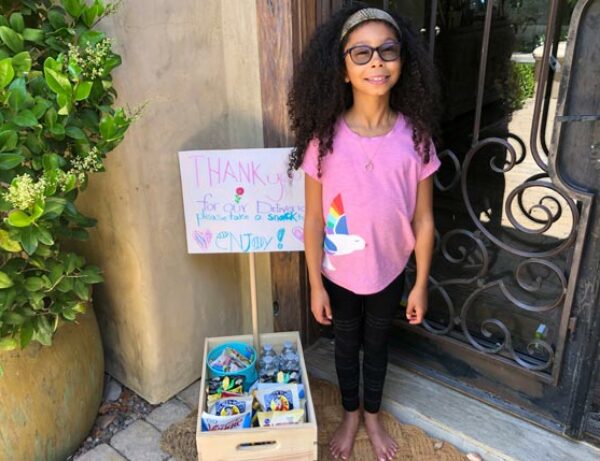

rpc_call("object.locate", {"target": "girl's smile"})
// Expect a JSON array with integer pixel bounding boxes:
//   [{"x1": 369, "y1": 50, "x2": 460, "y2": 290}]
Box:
[{"x1": 364, "y1": 75, "x2": 391, "y2": 85}]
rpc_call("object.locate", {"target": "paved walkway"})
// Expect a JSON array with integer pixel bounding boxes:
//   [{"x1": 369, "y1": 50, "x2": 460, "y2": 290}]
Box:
[{"x1": 74, "y1": 381, "x2": 200, "y2": 461}]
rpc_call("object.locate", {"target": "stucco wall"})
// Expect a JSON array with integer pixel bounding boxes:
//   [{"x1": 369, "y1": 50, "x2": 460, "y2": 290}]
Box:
[{"x1": 74, "y1": 0, "x2": 273, "y2": 403}]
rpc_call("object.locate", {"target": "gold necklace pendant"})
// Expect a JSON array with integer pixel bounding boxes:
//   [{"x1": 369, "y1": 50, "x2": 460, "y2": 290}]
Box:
[{"x1": 353, "y1": 114, "x2": 397, "y2": 172}]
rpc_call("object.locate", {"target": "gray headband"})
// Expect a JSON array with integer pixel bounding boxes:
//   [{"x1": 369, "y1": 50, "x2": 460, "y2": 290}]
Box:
[{"x1": 340, "y1": 8, "x2": 400, "y2": 42}]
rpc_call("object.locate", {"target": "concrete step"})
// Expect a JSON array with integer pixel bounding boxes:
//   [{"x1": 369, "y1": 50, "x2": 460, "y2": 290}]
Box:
[{"x1": 304, "y1": 338, "x2": 600, "y2": 461}]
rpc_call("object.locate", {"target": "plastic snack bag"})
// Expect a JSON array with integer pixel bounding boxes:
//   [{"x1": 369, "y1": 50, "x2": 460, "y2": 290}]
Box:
[
  {"x1": 256, "y1": 382, "x2": 305, "y2": 399},
  {"x1": 276, "y1": 369, "x2": 302, "y2": 384},
  {"x1": 209, "y1": 396, "x2": 254, "y2": 417},
  {"x1": 207, "y1": 375, "x2": 244, "y2": 394},
  {"x1": 257, "y1": 409, "x2": 305, "y2": 427},
  {"x1": 200, "y1": 411, "x2": 252, "y2": 431},
  {"x1": 256, "y1": 384, "x2": 300, "y2": 412},
  {"x1": 206, "y1": 376, "x2": 244, "y2": 406}
]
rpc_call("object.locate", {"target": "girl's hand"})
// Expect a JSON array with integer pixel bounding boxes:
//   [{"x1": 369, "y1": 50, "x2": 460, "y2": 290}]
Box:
[
  {"x1": 311, "y1": 286, "x2": 333, "y2": 325},
  {"x1": 406, "y1": 285, "x2": 428, "y2": 325}
]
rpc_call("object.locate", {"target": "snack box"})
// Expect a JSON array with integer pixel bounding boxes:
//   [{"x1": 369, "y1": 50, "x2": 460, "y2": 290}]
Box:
[{"x1": 196, "y1": 331, "x2": 318, "y2": 461}]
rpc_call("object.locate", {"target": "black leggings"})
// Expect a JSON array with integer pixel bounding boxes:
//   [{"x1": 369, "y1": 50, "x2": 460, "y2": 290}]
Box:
[{"x1": 323, "y1": 272, "x2": 404, "y2": 414}]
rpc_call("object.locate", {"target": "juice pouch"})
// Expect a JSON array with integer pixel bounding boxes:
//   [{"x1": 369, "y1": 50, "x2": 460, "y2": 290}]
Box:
[{"x1": 256, "y1": 384, "x2": 300, "y2": 412}]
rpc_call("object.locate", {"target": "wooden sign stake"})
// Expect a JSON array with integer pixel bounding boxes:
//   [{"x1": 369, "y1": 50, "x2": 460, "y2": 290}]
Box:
[{"x1": 249, "y1": 252, "x2": 260, "y2": 354}]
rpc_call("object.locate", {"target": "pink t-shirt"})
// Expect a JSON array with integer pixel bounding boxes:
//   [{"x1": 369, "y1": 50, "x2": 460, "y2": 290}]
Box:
[{"x1": 301, "y1": 114, "x2": 440, "y2": 295}]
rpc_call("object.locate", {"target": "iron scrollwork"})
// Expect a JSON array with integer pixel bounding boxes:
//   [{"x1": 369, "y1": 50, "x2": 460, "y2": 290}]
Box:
[
  {"x1": 409, "y1": 130, "x2": 579, "y2": 377},
  {"x1": 394, "y1": 0, "x2": 585, "y2": 383}
]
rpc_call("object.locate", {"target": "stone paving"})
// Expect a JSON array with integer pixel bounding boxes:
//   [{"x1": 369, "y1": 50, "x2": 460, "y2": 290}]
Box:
[{"x1": 74, "y1": 380, "x2": 200, "y2": 461}]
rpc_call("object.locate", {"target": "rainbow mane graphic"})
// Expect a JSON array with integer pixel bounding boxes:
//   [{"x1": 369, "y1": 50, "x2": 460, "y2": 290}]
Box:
[{"x1": 323, "y1": 194, "x2": 365, "y2": 271}]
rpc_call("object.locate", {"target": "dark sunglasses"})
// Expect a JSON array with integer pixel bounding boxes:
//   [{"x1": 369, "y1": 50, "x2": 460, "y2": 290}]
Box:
[{"x1": 343, "y1": 41, "x2": 402, "y2": 65}]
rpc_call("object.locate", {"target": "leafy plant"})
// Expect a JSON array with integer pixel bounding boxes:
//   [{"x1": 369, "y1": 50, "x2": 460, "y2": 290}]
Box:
[
  {"x1": 0, "y1": 0, "x2": 137, "y2": 370},
  {"x1": 498, "y1": 61, "x2": 535, "y2": 112}
]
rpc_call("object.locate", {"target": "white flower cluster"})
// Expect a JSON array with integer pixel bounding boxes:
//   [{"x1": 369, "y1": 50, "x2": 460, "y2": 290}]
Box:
[
  {"x1": 3, "y1": 148, "x2": 104, "y2": 210},
  {"x1": 5, "y1": 174, "x2": 46, "y2": 210},
  {"x1": 69, "y1": 147, "x2": 104, "y2": 183},
  {"x1": 68, "y1": 38, "x2": 113, "y2": 80}
]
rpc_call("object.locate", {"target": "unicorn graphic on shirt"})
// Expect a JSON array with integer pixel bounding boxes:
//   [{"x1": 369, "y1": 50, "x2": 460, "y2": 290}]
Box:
[{"x1": 322, "y1": 194, "x2": 365, "y2": 271}]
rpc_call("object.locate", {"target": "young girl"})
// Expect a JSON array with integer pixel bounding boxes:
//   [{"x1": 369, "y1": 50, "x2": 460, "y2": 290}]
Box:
[{"x1": 288, "y1": 4, "x2": 441, "y2": 461}]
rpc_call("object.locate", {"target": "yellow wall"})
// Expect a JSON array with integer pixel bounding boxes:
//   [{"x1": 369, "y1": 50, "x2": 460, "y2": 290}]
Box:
[{"x1": 75, "y1": 0, "x2": 273, "y2": 403}]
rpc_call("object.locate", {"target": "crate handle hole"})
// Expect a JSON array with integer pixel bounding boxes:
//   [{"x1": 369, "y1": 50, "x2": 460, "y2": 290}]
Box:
[{"x1": 236, "y1": 440, "x2": 280, "y2": 451}]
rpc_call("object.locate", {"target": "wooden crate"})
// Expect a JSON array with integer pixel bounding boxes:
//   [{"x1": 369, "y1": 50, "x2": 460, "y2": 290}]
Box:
[{"x1": 196, "y1": 331, "x2": 318, "y2": 461}]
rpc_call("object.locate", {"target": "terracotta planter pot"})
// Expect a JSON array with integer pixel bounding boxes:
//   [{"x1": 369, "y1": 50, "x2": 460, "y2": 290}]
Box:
[{"x1": 0, "y1": 309, "x2": 104, "y2": 461}]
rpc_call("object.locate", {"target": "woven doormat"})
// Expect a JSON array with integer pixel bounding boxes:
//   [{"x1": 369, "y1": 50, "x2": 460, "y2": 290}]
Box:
[{"x1": 160, "y1": 377, "x2": 468, "y2": 460}]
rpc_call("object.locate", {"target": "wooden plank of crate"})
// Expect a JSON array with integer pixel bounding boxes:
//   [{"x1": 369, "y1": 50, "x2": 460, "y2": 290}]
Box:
[{"x1": 249, "y1": 253, "x2": 260, "y2": 353}]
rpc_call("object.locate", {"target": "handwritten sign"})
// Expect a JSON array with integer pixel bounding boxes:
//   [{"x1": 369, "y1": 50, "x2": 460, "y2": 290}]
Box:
[{"x1": 178, "y1": 148, "x2": 305, "y2": 253}]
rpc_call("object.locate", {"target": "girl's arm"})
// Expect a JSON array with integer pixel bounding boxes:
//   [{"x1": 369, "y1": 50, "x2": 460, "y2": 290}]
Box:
[
  {"x1": 407, "y1": 175, "x2": 435, "y2": 325},
  {"x1": 304, "y1": 175, "x2": 332, "y2": 325}
]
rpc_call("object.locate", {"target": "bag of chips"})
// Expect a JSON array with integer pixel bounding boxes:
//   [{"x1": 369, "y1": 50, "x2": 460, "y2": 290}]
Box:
[
  {"x1": 207, "y1": 389, "x2": 244, "y2": 407},
  {"x1": 209, "y1": 396, "x2": 254, "y2": 416},
  {"x1": 276, "y1": 370, "x2": 302, "y2": 384},
  {"x1": 200, "y1": 411, "x2": 251, "y2": 431},
  {"x1": 201, "y1": 394, "x2": 254, "y2": 432},
  {"x1": 255, "y1": 382, "x2": 305, "y2": 399},
  {"x1": 255, "y1": 384, "x2": 300, "y2": 412},
  {"x1": 257, "y1": 409, "x2": 305, "y2": 427},
  {"x1": 207, "y1": 375, "x2": 244, "y2": 394}
]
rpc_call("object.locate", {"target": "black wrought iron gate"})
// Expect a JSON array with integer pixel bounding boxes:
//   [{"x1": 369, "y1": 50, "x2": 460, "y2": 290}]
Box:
[{"x1": 328, "y1": 0, "x2": 600, "y2": 438}]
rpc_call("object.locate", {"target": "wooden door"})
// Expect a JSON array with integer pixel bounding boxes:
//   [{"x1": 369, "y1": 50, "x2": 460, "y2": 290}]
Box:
[{"x1": 255, "y1": 1, "x2": 333, "y2": 346}]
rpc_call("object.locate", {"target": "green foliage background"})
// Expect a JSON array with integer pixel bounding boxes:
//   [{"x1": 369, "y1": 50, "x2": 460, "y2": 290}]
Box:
[
  {"x1": 0, "y1": 0, "x2": 134, "y2": 365},
  {"x1": 504, "y1": 61, "x2": 535, "y2": 112}
]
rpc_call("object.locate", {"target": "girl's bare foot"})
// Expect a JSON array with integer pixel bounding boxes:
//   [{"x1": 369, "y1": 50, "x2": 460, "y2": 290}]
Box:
[
  {"x1": 364, "y1": 411, "x2": 399, "y2": 461},
  {"x1": 329, "y1": 409, "x2": 360, "y2": 460}
]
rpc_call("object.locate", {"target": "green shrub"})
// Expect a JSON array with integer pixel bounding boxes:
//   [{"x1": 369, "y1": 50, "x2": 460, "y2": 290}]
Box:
[
  {"x1": 502, "y1": 61, "x2": 535, "y2": 112},
  {"x1": 0, "y1": 0, "x2": 136, "y2": 370}
]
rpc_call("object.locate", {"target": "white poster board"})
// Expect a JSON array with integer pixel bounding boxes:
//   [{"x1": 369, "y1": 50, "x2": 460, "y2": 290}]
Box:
[{"x1": 178, "y1": 148, "x2": 305, "y2": 254}]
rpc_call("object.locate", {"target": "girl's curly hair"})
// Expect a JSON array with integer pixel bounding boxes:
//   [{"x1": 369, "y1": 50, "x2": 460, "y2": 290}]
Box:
[{"x1": 288, "y1": 3, "x2": 442, "y2": 178}]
